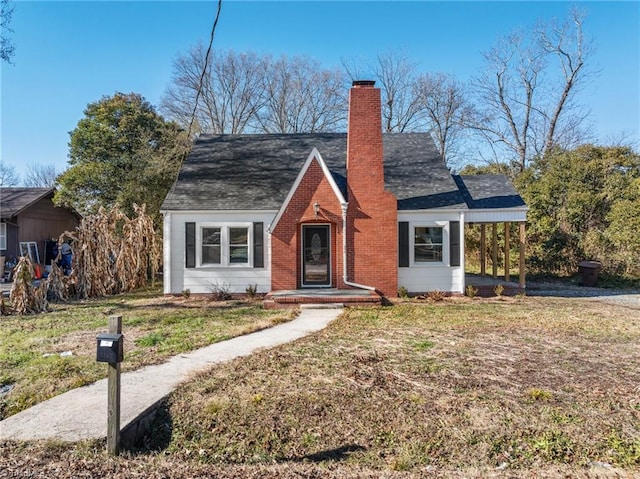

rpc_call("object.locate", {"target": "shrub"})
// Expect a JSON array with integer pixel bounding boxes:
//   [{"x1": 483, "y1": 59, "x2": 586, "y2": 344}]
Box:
[
  {"x1": 208, "y1": 282, "x2": 231, "y2": 302},
  {"x1": 427, "y1": 290, "x2": 445, "y2": 302},
  {"x1": 245, "y1": 284, "x2": 258, "y2": 299}
]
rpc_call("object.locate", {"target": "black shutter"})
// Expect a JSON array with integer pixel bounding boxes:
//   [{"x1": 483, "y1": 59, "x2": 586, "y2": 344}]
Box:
[
  {"x1": 450, "y1": 221, "x2": 460, "y2": 267},
  {"x1": 253, "y1": 222, "x2": 264, "y2": 268},
  {"x1": 185, "y1": 222, "x2": 196, "y2": 268},
  {"x1": 399, "y1": 222, "x2": 409, "y2": 267}
]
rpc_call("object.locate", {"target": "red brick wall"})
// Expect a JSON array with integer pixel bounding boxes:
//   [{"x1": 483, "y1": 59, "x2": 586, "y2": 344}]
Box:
[
  {"x1": 271, "y1": 82, "x2": 399, "y2": 297},
  {"x1": 271, "y1": 159, "x2": 346, "y2": 290},
  {"x1": 345, "y1": 82, "x2": 398, "y2": 297}
]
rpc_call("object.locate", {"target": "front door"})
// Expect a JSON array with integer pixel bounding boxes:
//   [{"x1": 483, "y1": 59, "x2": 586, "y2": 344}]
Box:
[{"x1": 302, "y1": 225, "x2": 331, "y2": 287}]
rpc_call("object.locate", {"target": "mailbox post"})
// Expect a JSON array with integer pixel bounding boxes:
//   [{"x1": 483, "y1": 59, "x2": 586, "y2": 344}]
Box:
[{"x1": 96, "y1": 315, "x2": 123, "y2": 456}]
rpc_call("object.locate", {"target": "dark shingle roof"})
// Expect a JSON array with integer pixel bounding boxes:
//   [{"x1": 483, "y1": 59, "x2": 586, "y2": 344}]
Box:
[
  {"x1": 453, "y1": 175, "x2": 526, "y2": 209},
  {"x1": 162, "y1": 134, "x2": 521, "y2": 212},
  {"x1": 162, "y1": 134, "x2": 347, "y2": 211},
  {"x1": 384, "y1": 134, "x2": 465, "y2": 209},
  {"x1": 0, "y1": 188, "x2": 55, "y2": 220}
]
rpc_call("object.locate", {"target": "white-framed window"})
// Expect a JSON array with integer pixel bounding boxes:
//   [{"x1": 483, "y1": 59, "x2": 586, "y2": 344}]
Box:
[
  {"x1": 413, "y1": 222, "x2": 447, "y2": 264},
  {"x1": 0, "y1": 222, "x2": 6, "y2": 250},
  {"x1": 198, "y1": 223, "x2": 251, "y2": 267}
]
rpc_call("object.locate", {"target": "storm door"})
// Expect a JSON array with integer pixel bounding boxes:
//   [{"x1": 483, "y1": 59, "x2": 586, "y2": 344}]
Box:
[{"x1": 302, "y1": 225, "x2": 331, "y2": 287}]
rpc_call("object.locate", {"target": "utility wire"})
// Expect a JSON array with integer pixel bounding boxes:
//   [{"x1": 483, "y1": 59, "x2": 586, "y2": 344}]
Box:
[
  {"x1": 169, "y1": 0, "x2": 222, "y2": 188},
  {"x1": 187, "y1": 0, "x2": 223, "y2": 139}
]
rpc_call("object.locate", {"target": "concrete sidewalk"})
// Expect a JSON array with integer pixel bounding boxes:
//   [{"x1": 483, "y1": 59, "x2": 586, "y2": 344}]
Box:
[{"x1": 0, "y1": 306, "x2": 343, "y2": 443}]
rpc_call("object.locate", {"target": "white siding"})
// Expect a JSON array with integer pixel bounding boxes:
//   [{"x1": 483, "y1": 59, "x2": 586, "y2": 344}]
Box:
[
  {"x1": 163, "y1": 211, "x2": 276, "y2": 295},
  {"x1": 397, "y1": 211, "x2": 465, "y2": 294},
  {"x1": 465, "y1": 208, "x2": 527, "y2": 223},
  {"x1": 398, "y1": 264, "x2": 464, "y2": 294},
  {"x1": 163, "y1": 213, "x2": 172, "y2": 294}
]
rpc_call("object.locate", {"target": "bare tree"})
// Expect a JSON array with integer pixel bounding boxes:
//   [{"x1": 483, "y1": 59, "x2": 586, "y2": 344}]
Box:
[
  {"x1": 256, "y1": 56, "x2": 347, "y2": 133},
  {"x1": 343, "y1": 50, "x2": 425, "y2": 133},
  {"x1": 538, "y1": 10, "x2": 591, "y2": 155},
  {"x1": 161, "y1": 46, "x2": 266, "y2": 134},
  {"x1": 23, "y1": 163, "x2": 58, "y2": 188},
  {"x1": 414, "y1": 72, "x2": 473, "y2": 168},
  {"x1": 1, "y1": 0, "x2": 14, "y2": 64},
  {"x1": 0, "y1": 162, "x2": 19, "y2": 187},
  {"x1": 470, "y1": 8, "x2": 592, "y2": 170}
]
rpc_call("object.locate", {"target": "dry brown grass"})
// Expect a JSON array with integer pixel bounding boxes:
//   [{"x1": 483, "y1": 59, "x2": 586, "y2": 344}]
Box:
[
  {"x1": 1, "y1": 296, "x2": 639, "y2": 478},
  {"x1": 160, "y1": 297, "x2": 640, "y2": 474}
]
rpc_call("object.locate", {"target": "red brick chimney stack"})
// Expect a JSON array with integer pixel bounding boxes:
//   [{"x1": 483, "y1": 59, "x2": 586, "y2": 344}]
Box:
[
  {"x1": 345, "y1": 80, "x2": 398, "y2": 297},
  {"x1": 346, "y1": 80, "x2": 385, "y2": 192}
]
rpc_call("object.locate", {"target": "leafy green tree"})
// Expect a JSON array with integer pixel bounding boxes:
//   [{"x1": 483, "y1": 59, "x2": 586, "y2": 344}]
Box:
[
  {"x1": 517, "y1": 145, "x2": 640, "y2": 278},
  {"x1": 603, "y1": 176, "x2": 640, "y2": 277},
  {"x1": 56, "y1": 92, "x2": 188, "y2": 224},
  {"x1": 458, "y1": 161, "x2": 519, "y2": 179}
]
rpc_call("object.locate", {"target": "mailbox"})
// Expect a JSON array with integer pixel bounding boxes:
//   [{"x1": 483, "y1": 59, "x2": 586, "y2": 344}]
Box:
[{"x1": 96, "y1": 333, "x2": 124, "y2": 363}]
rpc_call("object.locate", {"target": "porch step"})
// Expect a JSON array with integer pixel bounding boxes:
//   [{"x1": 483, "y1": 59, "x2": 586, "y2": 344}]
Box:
[
  {"x1": 300, "y1": 303, "x2": 344, "y2": 309},
  {"x1": 264, "y1": 289, "x2": 382, "y2": 309}
]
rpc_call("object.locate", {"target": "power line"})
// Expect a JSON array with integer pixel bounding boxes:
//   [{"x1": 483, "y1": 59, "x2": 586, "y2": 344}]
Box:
[
  {"x1": 187, "y1": 0, "x2": 223, "y2": 139},
  {"x1": 165, "y1": 0, "x2": 222, "y2": 191}
]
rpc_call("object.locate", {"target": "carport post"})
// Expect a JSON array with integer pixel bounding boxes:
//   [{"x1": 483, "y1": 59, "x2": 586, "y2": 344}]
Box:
[
  {"x1": 519, "y1": 222, "x2": 526, "y2": 288},
  {"x1": 504, "y1": 222, "x2": 510, "y2": 282},
  {"x1": 492, "y1": 224, "x2": 498, "y2": 279},
  {"x1": 480, "y1": 224, "x2": 486, "y2": 276}
]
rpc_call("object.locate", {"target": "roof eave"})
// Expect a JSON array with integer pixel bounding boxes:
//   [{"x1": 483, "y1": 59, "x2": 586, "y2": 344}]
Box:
[{"x1": 0, "y1": 187, "x2": 56, "y2": 218}]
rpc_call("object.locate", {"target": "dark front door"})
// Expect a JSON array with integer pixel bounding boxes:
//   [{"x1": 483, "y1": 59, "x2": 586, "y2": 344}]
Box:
[{"x1": 302, "y1": 225, "x2": 330, "y2": 287}]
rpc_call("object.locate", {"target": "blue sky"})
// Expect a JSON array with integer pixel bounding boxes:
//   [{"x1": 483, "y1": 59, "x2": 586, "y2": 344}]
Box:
[{"x1": 1, "y1": 1, "x2": 639, "y2": 181}]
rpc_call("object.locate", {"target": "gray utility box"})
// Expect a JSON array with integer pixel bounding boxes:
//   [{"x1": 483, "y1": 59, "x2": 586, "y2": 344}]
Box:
[{"x1": 96, "y1": 333, "x2": 124, "y2": 363}]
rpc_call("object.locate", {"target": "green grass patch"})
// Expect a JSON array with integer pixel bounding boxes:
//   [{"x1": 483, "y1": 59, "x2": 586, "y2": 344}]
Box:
[
  {"x1": 135, "y1": 332, "x2": 166, "y2": 347},
  {"x1": 413, "y1": 339, "x2": 434, "y2": 351}
]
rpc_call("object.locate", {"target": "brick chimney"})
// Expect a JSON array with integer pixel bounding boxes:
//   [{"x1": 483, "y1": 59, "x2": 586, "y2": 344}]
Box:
[
  {"x1": 346, "y1": 80, "x2": 385, "y2": 192},
  {"x1": 345, "y1": 80, "x2": 398, "y2": 297}
]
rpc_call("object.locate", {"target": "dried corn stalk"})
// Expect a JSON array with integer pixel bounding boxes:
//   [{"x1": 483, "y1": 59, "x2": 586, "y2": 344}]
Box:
[
  {"x1": 9, "y1": 255, "x2": 48, "y2": 314},
  {"x1": 4, "y1": 204, "x2": 160, "y2": 313},
  {"x1": 60, "y1": 204, "x2": 160, "y2": 300},
  {"x1": 46, "y1": 262, "x2": 68, "y2": 302}
]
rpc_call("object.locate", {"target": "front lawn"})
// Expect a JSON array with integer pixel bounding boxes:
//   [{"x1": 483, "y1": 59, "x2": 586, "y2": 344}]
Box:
[
  {"x1": 0, "y1": 287, "x2": 294, "y2": 420},
  {"x1": 1, "y1": 295, "x2": 639, "y2": 478},
  {"x1": 159, "y1": 296, "x2": 640, "y2": 475}
]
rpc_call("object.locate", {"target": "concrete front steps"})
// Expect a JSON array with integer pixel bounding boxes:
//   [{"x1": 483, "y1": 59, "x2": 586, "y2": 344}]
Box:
[{"x1": 264, "y1": 288, "x2": 382, "y2": 308}]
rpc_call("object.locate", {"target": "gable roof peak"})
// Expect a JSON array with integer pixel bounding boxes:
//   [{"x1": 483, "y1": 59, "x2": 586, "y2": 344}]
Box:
[{"x1": 269, "y1": 148, "x2": 347, "y2": 232}]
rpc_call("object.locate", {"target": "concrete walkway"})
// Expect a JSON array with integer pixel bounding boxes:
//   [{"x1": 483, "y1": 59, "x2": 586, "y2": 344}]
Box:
[{"x1": 0, "y1": 306, "x2": 343, "y2": 443}]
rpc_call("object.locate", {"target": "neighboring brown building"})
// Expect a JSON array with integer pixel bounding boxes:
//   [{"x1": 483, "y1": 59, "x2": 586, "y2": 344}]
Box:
[{"x1": 0, "y1": 188, "x2": 81, "y2": 271}]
